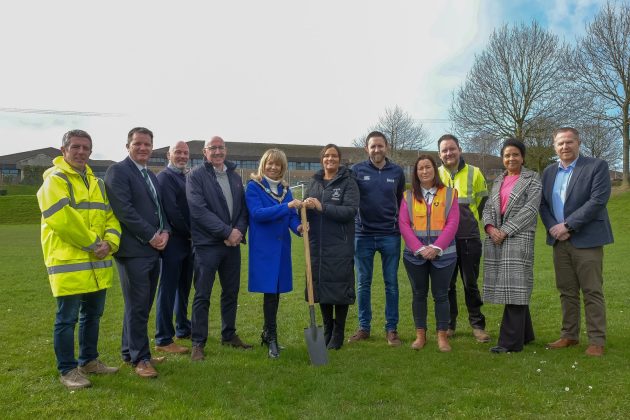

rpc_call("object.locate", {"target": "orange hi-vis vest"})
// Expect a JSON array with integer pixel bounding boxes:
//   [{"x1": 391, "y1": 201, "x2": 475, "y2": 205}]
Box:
[{"x1": 405, "y1": 187, "x2": 456, "y2": 255}]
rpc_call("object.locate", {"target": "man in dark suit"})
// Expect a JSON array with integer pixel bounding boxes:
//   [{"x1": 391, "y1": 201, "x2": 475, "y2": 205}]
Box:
[
  {"x1": 105, "y1": 127, "x2": 171, "y2": 377},
  {"x1": 154, "y1": 141, "x2": 193, "y2": 354},
  {"x1": 186, "y1": 136, "x2": 251, "y2": 361},
  {"x1": 540, "y1": 127, "x2": 614, "y2": 357}
]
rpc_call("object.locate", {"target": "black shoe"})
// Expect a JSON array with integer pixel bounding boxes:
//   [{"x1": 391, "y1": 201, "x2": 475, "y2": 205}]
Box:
[
  {"x1": 327, "y1": 324, "x2": 345, "y2": 350},
  {"x1": 490, "y1": 346, "x2": 510, "y2": 354},
  {"x1": 261, "y1": 330, "x2": 285, "y2": 350}
]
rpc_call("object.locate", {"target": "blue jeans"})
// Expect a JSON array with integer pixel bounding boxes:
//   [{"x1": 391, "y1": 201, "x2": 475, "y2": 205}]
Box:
[
  {"x1": 354, "y1": 235, "x2": 401, "y2": 332},
  {"x1": 54, "y1": 289, "x2": 107, "y2": 375}
]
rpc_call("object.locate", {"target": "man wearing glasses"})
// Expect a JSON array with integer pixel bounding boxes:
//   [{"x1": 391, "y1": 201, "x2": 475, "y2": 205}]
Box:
[{"x1": 186, "y1": 136, "x2": 251, "y2": 361}]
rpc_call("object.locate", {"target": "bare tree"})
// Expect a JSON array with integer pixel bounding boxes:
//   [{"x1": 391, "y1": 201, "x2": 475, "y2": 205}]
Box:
[
  {"x1": 578, "y1": 117, "x2": 622, "y2": 170},
  {"x1": 450, "y1": 21, "x2": 578, "y2": 147},
  {"x1": 573, "y1": 1, "x2": 630, "y2": 186},
  {"x1": 354, "y1": 106, "x2": 429, "y2": 166}
]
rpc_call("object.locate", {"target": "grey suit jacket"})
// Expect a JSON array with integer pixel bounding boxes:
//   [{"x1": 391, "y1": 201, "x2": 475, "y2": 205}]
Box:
[
  {"x1": 105, "y1": 157, "x2": 171, "y2": 257},
  {"x1": 540, "y1": 155, "x2": 613, "y2": 248}
]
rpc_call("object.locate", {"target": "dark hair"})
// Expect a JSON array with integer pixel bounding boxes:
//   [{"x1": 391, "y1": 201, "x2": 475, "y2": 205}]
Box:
[
  {"x1": 412, "y1": 154, "x2": 444, "y2": 202},
  {"x1": 127, "y1": 127, "x2": 154, "y2": 145},
  {"x1": 320, "y1": 144, "x2": 342, "y2": 162},
  {"x1": 365, "y1": 131, "x2": 388, "y2": 147},
  {"x1": 62, "y1": 129, "x2": 92, "y2": 148},
  {"x1": 437, "y1": 134, "x2": 460, "y2": 150},
  {"x1": 553, "y1": 126, "x2": 580, "y2": 140},
  {"x1": 500, "y1": 138, "x2": 526, "y2": 158}
]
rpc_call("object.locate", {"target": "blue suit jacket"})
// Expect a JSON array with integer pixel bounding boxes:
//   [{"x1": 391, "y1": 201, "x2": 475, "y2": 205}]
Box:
[
  {"x1": 105, "y1": 157, "x2": 171, "y2": 257},
  {"x1": 157, "y1": 166, "x2": 192, "y2": 257},
  {"x1": 540, "y1": 155, "x2": 613, "y2": 248}
]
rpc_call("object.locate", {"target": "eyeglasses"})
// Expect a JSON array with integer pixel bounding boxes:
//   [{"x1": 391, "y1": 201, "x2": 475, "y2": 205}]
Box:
[{"x1": 205, "y1": 146, "x2": 225, "y2": 151}]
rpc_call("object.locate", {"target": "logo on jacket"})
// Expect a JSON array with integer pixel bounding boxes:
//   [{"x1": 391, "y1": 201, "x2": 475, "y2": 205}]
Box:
[
  {"x1": 387, "y1": 178, "x2": 395, "y2": 183},
  {"x1": 331, "y1": 188, "x2": 341, "y2": 200},
  {"x1": 363, "y1": 175, "x2": 371, "y2": 181}
]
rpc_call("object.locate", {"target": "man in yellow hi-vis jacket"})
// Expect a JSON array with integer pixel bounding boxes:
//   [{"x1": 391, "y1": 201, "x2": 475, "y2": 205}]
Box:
[{"x1": 37, "y1": 130, "x2": 121, "y2": 390}]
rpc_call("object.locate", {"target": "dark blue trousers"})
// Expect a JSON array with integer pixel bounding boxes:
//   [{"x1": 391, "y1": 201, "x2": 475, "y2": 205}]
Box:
[
  {"x1": 54, "y1": 289, "x2": 107, "y2": 374},
  {"x1": 155, "y1": 239, "x2": 193, "y2": 346},
  {"x1": 116, "y1": 255, "x2": 160, "y2": 364},
  {"x1": 191, "y1": 245, "x2": 241, "y2": 347}
]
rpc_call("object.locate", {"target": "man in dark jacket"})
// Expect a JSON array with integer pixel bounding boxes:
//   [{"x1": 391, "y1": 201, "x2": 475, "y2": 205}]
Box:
[
  {"x1": 154, "y1": 141, "x2": 193, "y2": 354},
  {"x1": 186, "y1": 136, "x2": 250, "y2": 361},
  {"x1": 349, "y1": 131, "x2": 405, "y2": 346}
]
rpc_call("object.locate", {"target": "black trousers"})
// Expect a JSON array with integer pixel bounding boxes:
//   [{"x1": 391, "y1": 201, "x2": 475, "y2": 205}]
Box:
[
  {"x1": 448, "y1": 238, "x2": 485, "y2": 330},
  {"x1": 191, "y1": 245, "x2": 241, "y2": 346},
  {"x1": 497, "y1": 304, "x2": 535, "y2": 352},
  {"x1": 115, "y1": 255, "x2": 161, "y2": 364}
]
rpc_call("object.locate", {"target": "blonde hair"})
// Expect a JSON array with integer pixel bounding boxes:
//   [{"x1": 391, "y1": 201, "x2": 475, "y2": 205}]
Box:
[{"x1": 251, "y1": 148, "x2": 289, "y2": 186}]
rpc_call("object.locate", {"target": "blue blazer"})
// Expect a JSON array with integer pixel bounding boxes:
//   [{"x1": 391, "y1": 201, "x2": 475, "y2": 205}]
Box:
[
  {"x1": 105, "y1": 157, "x2": 171, "y2": 257},
  {"x1": 540, "y1": 155, "x2": 614, "y2": 248},
  {"x1": 245, "y1": 178, "x2": 300, "y2": 294},
  {"x1": 157, "y1": 166, "x2": 192, "y2": 257}
]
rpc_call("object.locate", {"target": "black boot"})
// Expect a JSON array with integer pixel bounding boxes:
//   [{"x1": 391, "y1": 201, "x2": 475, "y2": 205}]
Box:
[
  {"x1": 267, "y1": 337, "x2": 280, "y2": 359},
  {"x1": 320, "y1": 304, "x2": 334, "y2": 346},
  {"x1": 328, "y1": 305, "x2": 348, "y2": 350}
]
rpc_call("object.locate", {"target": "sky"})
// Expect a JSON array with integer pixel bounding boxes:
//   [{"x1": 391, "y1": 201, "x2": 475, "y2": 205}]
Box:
[{"x1": 0, "y1": 0, "x2": 603, "y2": 160}]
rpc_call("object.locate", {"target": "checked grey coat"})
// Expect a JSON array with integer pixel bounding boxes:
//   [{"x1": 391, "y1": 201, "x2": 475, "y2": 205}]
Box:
[{"x1": 482, "y1": 168, "x2": 542, "y2": 305}]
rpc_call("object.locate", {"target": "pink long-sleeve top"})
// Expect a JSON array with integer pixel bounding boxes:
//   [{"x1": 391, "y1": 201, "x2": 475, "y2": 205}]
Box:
[{"x1": 399, "y1": 190, "x2": 460, "y2": 253}]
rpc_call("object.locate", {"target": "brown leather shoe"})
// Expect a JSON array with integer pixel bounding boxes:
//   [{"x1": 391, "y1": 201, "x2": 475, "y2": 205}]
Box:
[
  {"x1": 124, "y1": 356, "x2": 166, "y2": 366},
  {"x1": 191, "y1": 345, "x2": 205, "y2": 361},
  {"x1": 386, "y1": 330, "x2": 402, "y2": 347},
  {"x1": 221, "y1": 335, "x2": 253, "y2": 349},
  {"x1": 348, "y1": 329, "x2": 370, "y2": 343},
  {"x1": 546, "y1": 338, "x2": 579, "y2": 349},
  {"x1": 585, "y1": 344, "x2": 604, "y2": 357},
  {"x1": 134, "y1": 360, "x2": 158, "y2": 378},
  {"x1": 472, "y1": 328, "x2": 491, "y2": 343},
  {"x1": 79, "y1": 359, "x2": 119, "y2": 375},
  {"x1": 156, "y1": 342, "x2": 189, "y2": 354}
]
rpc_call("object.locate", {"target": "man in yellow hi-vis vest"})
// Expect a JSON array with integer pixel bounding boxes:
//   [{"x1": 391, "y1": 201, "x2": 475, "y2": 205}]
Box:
[
  {"x1": 437, "y1": 134, "x2": 490, "y2": 343},
  {"x1": 37, "y1": 130, "x2": 121, "y2": 390}
]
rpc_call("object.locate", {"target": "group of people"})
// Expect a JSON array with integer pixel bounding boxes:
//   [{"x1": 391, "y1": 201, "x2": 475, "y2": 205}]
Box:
[{"x1": 36, "y1": 126, "x2": 613, "y2": 391}]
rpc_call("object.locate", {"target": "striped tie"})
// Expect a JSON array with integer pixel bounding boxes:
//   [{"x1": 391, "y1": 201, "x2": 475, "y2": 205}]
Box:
[{"x1": 141, "y1": 168, "x2": 163, "y2": 230}]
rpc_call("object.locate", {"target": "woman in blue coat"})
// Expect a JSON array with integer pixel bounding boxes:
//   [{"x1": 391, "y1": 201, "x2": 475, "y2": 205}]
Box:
[{"x1": 246, "y1": 148, "x2": 303, "y2": 359}]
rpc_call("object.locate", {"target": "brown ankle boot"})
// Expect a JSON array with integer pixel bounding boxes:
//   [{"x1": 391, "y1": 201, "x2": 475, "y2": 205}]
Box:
[
  {"x1": 437, "y1": 330, "x2": 451, "y2": 352},
  {"x1": 411, "y1": 328, "x2": 426, "y2": 350}
]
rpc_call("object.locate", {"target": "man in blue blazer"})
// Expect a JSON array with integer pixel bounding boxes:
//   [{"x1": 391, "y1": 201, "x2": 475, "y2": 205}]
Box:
[
  {"x1": 105, "y1": 127, "x2": 171, "y2": 377},
  {"x1": 154, "y1": 141, "x2": 193, "y2": 354},
  {"x1": 540, "y1": 127, "x2": 614, "y2": 357},
  {"x1": 186, "y1": 136, "x2": 250, "y2": 361}
]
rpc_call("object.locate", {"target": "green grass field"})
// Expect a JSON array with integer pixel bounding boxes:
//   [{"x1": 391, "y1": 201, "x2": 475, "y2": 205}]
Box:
[{"x1": 0, "y1": 191, "x2": 629, "y2": 418}]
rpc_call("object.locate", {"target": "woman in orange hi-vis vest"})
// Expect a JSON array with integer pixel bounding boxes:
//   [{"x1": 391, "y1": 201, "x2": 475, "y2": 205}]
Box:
[{"x1": 399, "y1": 154, "x2": 460, "y2": 352}]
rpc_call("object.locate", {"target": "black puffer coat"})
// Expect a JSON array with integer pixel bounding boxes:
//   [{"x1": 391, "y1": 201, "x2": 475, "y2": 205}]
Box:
[{"x1": 305, "y1": 166, "x2": 359, "y2": 304}]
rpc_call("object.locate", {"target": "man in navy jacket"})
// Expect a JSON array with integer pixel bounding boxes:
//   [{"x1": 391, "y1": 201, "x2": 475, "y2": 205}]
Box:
[
  {"x1": 105, "y1": 127, "x2": 171, "y2": 378},
  {"x1": 186, "y1": 136, "x2": 251, "y2": 361},
  {"x1": 154, "y1": 141, "x2": 194, "y2": 354},
  {"x1": 349, "y1": 131, "x2": 405, "y2": 346},
  {"x1": 540, "y1": 127, "x2": 613, "y2": 357}
]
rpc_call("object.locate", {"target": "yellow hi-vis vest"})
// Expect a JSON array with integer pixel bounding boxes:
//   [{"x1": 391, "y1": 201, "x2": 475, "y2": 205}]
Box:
[
  {"x1": 37, "y1": 157, "x2": 121, "y2": 297},
  {"x1": 405, "y1": 187, "x2": 456, "y2": 255}
]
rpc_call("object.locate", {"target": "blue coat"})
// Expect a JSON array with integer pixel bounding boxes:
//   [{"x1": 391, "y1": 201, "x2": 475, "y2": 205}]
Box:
[{"x1": 245, "y1": 178, "x2": 301, "y2": 294}]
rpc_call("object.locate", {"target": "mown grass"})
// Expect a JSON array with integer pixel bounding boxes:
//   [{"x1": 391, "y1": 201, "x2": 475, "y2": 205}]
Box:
[
  {"x1": 0, "y1": 184, "x2": 40, "y2": 195},
  {"x1": 0, "y1": 191, "x2": 629, "y2": 418},
  {"x1": 0, "y1": 195, "x2": 41, "y2": 224}
]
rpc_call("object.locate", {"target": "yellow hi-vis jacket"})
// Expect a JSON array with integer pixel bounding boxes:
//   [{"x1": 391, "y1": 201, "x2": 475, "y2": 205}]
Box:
[{"x1": 37, "y1": 157, "x2": 121, "y2": 297}]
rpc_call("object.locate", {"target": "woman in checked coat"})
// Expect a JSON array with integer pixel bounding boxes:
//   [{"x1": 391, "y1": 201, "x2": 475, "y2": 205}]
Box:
[{"x1": 482, "y1": 138, "x2": 542, "y2": 353}]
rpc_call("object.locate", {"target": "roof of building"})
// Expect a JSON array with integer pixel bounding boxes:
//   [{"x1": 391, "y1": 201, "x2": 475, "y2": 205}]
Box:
[{"x1": 0, "y1": 147, "x2": 61, "y2": 164}]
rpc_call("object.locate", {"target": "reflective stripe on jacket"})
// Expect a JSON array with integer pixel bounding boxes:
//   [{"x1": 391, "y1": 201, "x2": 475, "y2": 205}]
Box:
[
  {"x1": 404, "y1": 188, "x2": 456, "y2": 256},
  {"x1": 37, "y1": 156, "x2": 121, "y2": 297}
]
